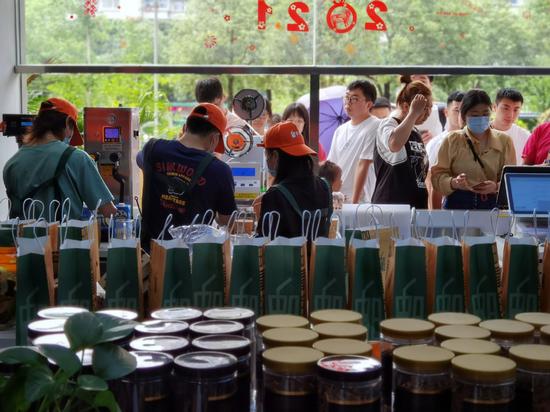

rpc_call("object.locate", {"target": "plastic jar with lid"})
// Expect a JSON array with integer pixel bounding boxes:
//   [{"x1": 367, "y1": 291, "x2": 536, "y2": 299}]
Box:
[
  {"x1": 379, "y1": 318, "x2": 435, "y2": 407},
  {"x1": 37, "y1": 306, "x2": 88, "y2": 319},
  {"x1": 96, "y1": 309, "x2": 139, "y2": 321},
  {"x1": 452, "y1": 354, "x2": 516, "y2": 411},
  {"x1": 441, "y1": 338, "x2": 501, "y2": 356},
  {"x1": 262, "y1": 346, "x2": 323, "y2": 412},
  {"x1": 32, "y1": 332, "x2": 70, "y2": 348},
  {"x1": 313, "y1": 339, "x2": 373, "y2": 357},
  {"x1": 129, "y1": 335, "x2": 189, "y2": 358},
  {"x1": 189, "y1": 320, "x2": 244, "y2": 338},
  {"x1": 542, "y1": 325, "x2": 550, "y2": 345},
  {"x1": 172, "y1": 351, "x2": 238, "y2": 412},
  {"x1": 514, "y1": 312, "x2": 550, "y2": 343},
  {"x1": 479, "y1": 319, "x2": 534, "y2": 353},
  {"x1": 434, "y1": 325, "x2": 491, "y2": 344},
  {"x1": 509, "y1": 344, "x2": 550, "y2": 412},
  {"x1": 262, "y1": 327, "x2": 319, "y2": 349},
  {"x1": 393, "y1": 345, "x2": 454, "y2": 412},
  {"x1": 427, "y1": 312, "x2": 481, "y2": 327},
  {"x1": 150, "y1": 307, "x2": 202, "y2": 324},
  {"x1": 312, "y1": 322, "x2": 367, "y2": 341},
  {"x1": 309, "y1": 309, "x2": 363, "y2": 325},
  {"x1": 27, "y1": 318, "x2": 66, "y2": 340},
  {"x1": 134, "y1": 320, "x2": 188, "y2": 338},
  {"x1": 112, "y1": 351, "x2": 174, "y2": 412},
  {"x1": 203, "y1": 307, "x2": 255, "y2": 340},
  {"x1": 317, "y1": 355, "x2": 381, "y2": 412},
  {"x1": 192, "y1": 334, "x2": 252, "y2": 410}
]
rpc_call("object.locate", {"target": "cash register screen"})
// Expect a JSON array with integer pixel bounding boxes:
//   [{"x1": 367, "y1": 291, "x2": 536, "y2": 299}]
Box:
[
  {"x1": 231, "y1": 167, "x2": 256, "y2": 177},
  {"x1": 103, "y1": 127, "x2": 121, "y2": 143},
  {"x1": 505, "y1": 173, "x2": 550, "y2": 215}
]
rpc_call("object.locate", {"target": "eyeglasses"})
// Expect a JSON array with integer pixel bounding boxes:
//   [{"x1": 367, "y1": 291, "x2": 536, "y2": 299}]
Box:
[{"x1": 343, "y1": 96, "x2": 365, "y2": 104}]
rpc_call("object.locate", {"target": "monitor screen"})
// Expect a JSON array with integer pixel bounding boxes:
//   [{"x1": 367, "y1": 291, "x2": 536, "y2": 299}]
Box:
[
  {"x1": 103, "y1": 127, "x2": 121, "y2": 143},
  {"x1": 505, "y1": 173, "x2": 550, "y2": 215},
  {"x1": 231, "y1": 167, "x2": 256, "y2": 177}
]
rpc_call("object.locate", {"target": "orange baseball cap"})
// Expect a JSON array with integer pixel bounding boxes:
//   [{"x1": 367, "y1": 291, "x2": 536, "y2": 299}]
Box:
[
  {"x1": 187, "y1": 103, "x2": 227, "y2": 154},
  {"x1": 259, "y1": 121, "x2": 316, "y2": 156},
  {"x1": 39, "y1": 97, "x2": 83, "y2": 146}
]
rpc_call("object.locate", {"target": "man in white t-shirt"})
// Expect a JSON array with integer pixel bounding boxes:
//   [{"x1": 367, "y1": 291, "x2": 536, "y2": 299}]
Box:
[
  {"x1": 328, "y1": 80, "x2": 380, "y2": 203},
  {"x1": 425, "y1": 91, "x2": 465, "y2": 209},
  {"x1": 491, "y1": 88, "x2": 530, "y2": 165},
  {"x1": 195, "y1": 77, "x2": 247, "y2": 130}
]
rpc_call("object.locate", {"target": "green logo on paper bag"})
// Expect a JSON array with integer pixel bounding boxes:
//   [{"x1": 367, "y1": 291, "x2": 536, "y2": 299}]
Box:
[
  {"x1": 435, "y1": 278, "x2": 464, "y2": 312},
  {"x1": 193, "y1": 275, "x2": 224, "y2": 307},
  {"x1": 266, "y1": 277, "x2": 301, "y2": 314}
]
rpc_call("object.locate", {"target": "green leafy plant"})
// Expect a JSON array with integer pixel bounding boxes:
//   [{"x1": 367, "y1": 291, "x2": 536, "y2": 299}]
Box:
[{"x1": 0, "y1": 312, "x2": 137, "y2": 412}]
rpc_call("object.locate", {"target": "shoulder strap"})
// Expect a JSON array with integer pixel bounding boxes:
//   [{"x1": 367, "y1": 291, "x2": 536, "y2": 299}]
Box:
[
  {"x1": 272, "y1": 183, "x2": 303, "y2": 217},
  {"x1": 22, "y1": 146, "x2": 76, "y2": 200},
  {"x1": 319, "y1": 177, "x2": 333, "y2": 218},
  {"x1": 187, "y1": 153, "x2": 214, "y2": 193},
  {"x1": 464, "y1": 133, "x2": 486, "y2": 171}
]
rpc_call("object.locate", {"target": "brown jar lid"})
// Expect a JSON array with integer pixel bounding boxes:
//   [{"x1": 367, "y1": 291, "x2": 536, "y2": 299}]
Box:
[
  {"x1": 393, "y1": 345, "x2": 454, "y2": 373},
  {"x1": 509, "y1": 344, "x2": 550, "y2": 372},
  {"x1": 514, "y1": 313, "x2": 550, "y2": 330},
  {"x1": 256, "y1": 315, "x2": 309, "y2": 332},
  {"x1": 542, "y1": 325, "x2": 550, "y2": 339},
  {"x1": 262, "y1": 327, "x2": 319, "y2": 348},
  {"x1": 263, "y1": 346, "x2": 324, "y2": 375},
  {"x1": 428, "y1": 312, "x2": 481, "y2": 327},
  {"x1": 309, "y1": 309, "x2": 363, "y2": 325},
  {"x1": 380, "y1": 318, "x2": 435, "y2": 340},
  {"x1": 479, "y1": 319, "x2": 534, "y2": 340},
  {"x1": 435, "y1": 325, "x2": 491, "y2": 341},
  {"x1": 312, "y1": 322, "x2": 368, "y2": 340},
  {"x1": 441, "y1": 339, "x2": 501, "y2": 356},
  {"x1": 452, "y1": 354, "x2": 516, "y2": 383},
  {"x1": 313, "y1": 339, "x2": 372, "y2": 356}
]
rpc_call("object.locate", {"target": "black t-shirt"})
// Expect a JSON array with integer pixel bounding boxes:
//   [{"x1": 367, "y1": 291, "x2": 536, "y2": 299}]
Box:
[
  {"x1": 141, "y1": 139, "x2": 237, "y2": 242},
  {"x1": 257, "y1": 175, "x2": 332, "y2": 239},
  {"x1": 372, "y1": 117, "x2": 428, "y2": 209}
]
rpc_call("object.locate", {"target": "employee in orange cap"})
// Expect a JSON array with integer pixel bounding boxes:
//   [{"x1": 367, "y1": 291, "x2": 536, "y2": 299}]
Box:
[
  {"x1": 3, "y1": 97, "x2": 117, "y2": 219},
  {"x1": 140, "y1": 103, "x2": 237, "y2": 248},
  {"x1": 256, "y1": 121, "x2": 332, "y2": 239}
]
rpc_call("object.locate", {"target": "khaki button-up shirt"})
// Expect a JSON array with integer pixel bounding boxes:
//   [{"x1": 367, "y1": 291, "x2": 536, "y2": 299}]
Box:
[{"x1": 431, "y1": 127, "x2": 516, "y2": 196}]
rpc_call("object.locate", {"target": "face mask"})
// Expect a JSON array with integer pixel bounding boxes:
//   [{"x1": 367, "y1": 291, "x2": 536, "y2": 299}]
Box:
[{"x1": 467, "y1": 116, "x2": 490, "y2": 134}]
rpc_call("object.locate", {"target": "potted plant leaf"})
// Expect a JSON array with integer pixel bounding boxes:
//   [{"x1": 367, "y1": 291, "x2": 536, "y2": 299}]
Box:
[{"x1": 0, "y1": 311, "x2": 138, "y2": 412}]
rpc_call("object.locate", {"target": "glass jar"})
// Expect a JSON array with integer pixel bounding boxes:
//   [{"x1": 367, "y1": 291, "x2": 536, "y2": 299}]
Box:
[
  {"x1": 32, "y1": 332, "x2": 70, "y2": 348},
  {"x1": 134, "y1": 320, "x2": 189, "y2": 338},
  {"x1": 379, "y1": 318, "x2": 435, "y2": 407},
  {"x1": 262, "y1": 346, "x2": 323, "y2": 412},
  {"x1": 203, "y1": 307, "x2": 255, "y2": 341},
  {"x1": 317, "y1": 355, "x2": 381, "y2": 412},
  {"x1": 541, "y1": 325, "x2": 550, "y2": 345},
  {"x1": 37, "y1": 306, "x2": 88, "y2": 319},
  {"x1": 189, "y1": 320, "x2": 244, "y2": 338},
  {"x1": 479, "y1": 319, "x2": 534, "y2": 353},
  {"x1": 172, "y1": 351, "x2": 238, "y2": 412},
  {"x1": 427, "y1": 312, "x2": 481, "y2": 327},
  {"x1": 262, "y1": 327, "x2": 319, "y2": 349},
  {"x1": 309, "y1": 309, "x2": 363, "y2": 325},
  {"x1": 113, "y1": 351, "x2": 174, "y2": 412},
  {"x1": 129, "y1": 336, "x2": 189, "y2": 358},
  {"x1": 514, "y1": 312, "x2": 550, "y2": 343},
  {"x1": 313, "y1": 339, "x2": 373, "y2": 357},
  {"x1": 509, "y1": 344, "x2": 550, "y2": 412},
  {"x1": 435, "y1": 325, "x2": 491, "y2": 344},
  {"x1": 96, "y1": 308, "x2": 138, "y2": 321},
  {"x1": 27, "y1": 318, "x2": 66, "y2": 340},
  {"x1": 191, "y1": 334, "x2": 252, "y2": 410},
  {"x1": 312, "y1": 322, "x2": 368, "y2": 341},
  {"x1": 441, "y1": 339, "x2": 501, "y2": 356},
  {"x1": 393, "y1": 345, "x2": 454, "y2": 412},
  {"x1": 150, "y1": 307, "x2": 202, "y2": 324},
  {"x1": 452, "y1": 354, "x2": 516, "y2": 411}
]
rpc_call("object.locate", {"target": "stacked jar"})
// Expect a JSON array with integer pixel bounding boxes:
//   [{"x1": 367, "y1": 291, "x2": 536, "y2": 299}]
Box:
[
  {"x1": 317, "y1": 355, "x2": 382, "y2": 412},
  {"x1": 312, "y1": 323, "x2": 368, "y2": 341},
  {"x1": 509, "y1": 344, "x2": 550, "y2": 412},
  {"x1": 262, "y1": 346, "x2": 324, "y2": 412},
  {"x1": 309, "y1": 309, "x2": 363, "y2": 326},
  {"x1": 479, "y1": 319, "x2": 534, "y2": 354},
  {"x1": 134, "y1": 320, "x2": 189, "y2": 338},
  {"x1": 393, "y1": 345, "x2": 455, "y2": 411},
  {"x1": 38, "y1": 306, "x2": 89, "y2": 319},
  {"x1": 542, "y1": 325, "x2": 550, "y2": 345},
  {"x1": 97, "y1": 308, "x2": 139, "y2": 321},
  {"x1": 313, "y1": 339, "x2": 372, "y2": 357},
  {"x1": 262, "y1": 327, "x2": 319, "y2": 349},
  {"x1": 129, "y1": 335, "x2": 189, "y2": 358},
  {"x1": 379, "y1": 318, "x2": 435, "y2": 408},
  {"x1": 189, "y1": 320, "x2": 244, "y2": 338},
  {"x1": 514, "y1": 312, "x2": 550, "y2": 343},
  {"x1": 441, "y1": 338, "x2": 501, "y2": 356},
  {"x1": 434, "y1": 325, "x2": 491, "y2": 345},
  {"x1": 452, "y1": 354, "x2": 516, "y2": 411},
  {"x1": 150, "y1": 307, "x2": 202, "y2": 324},
  {"x1": 427, "y1": 312, "x2": 481, "y2": 327}
]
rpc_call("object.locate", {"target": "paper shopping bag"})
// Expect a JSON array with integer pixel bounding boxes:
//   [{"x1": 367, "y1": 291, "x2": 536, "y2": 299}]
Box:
[{"x1": 542, "y1": 239, "x2": 550, "y2": 312}]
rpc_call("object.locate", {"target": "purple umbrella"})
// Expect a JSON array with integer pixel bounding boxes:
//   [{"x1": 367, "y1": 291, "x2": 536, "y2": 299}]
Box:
[{"x1": 297, "y1": 85, "x2": 350, "y2": 153}]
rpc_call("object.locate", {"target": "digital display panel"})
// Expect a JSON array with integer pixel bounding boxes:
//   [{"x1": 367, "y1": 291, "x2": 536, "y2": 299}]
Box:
[
  {"x1": 231, "y1": 167, "x2": 256, "y2": 177},
  {"x1": 506, "y1": 174, "x2": 550, "y2": 216},
  {"x1": 103, "y1": 127, "x2": 121, "y2": 143}
]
